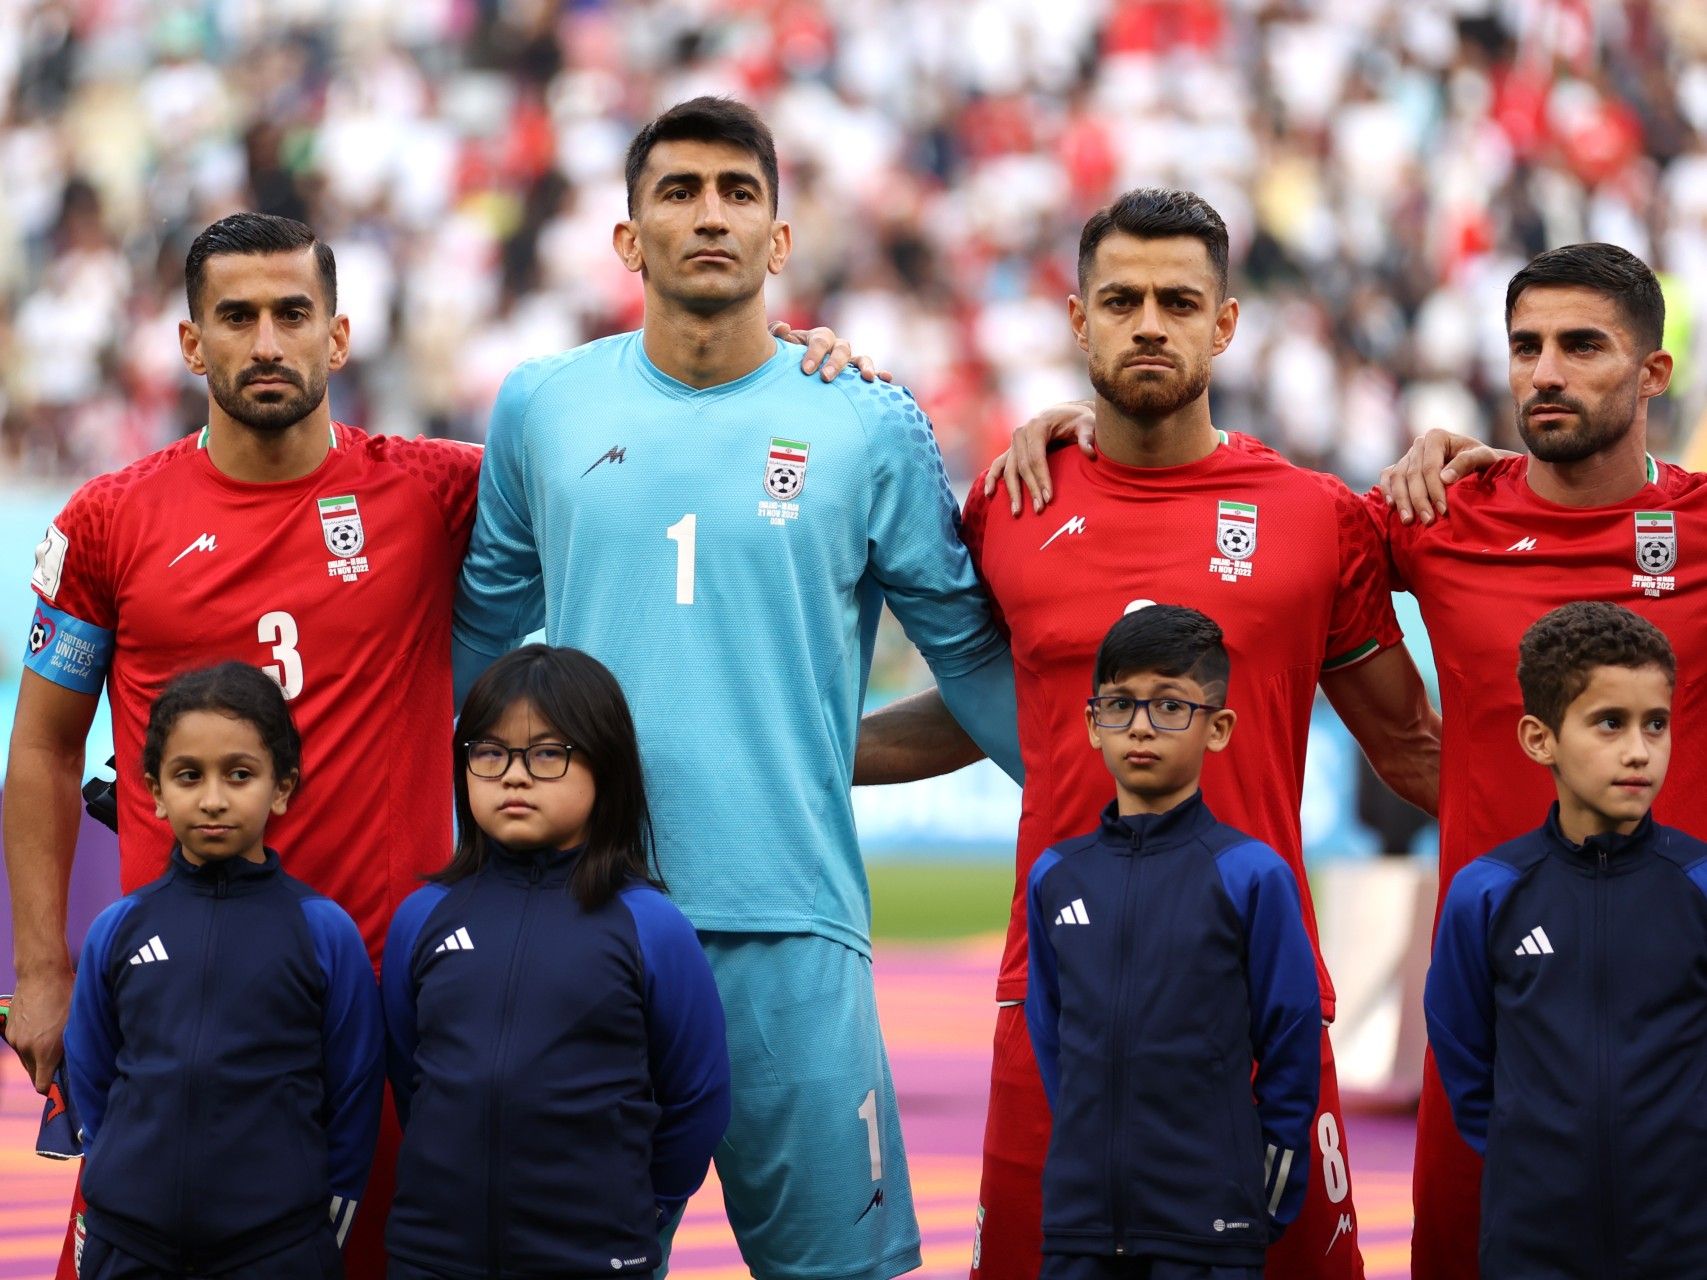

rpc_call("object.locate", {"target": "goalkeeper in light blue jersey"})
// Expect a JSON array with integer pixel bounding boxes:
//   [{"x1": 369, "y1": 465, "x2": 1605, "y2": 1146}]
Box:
[{"x1": 452, "y1": 97, "x2": 1022, "y2": 1280}]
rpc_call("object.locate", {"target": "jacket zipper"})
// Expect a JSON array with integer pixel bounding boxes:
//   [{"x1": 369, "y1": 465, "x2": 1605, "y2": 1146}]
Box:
[
  {"x1": 175, "y1": 868, "x2": 224, "y2": 1270},
  {"x1": 486, "y1": 862, "x2": 543, "y2": 1277},
  {"x1": 1107, "y1": 835, "x2": 1141, "y2": 1253},
  {"x1": 1594, "y1": 848, "x2": 1612, "y2": 1275}
]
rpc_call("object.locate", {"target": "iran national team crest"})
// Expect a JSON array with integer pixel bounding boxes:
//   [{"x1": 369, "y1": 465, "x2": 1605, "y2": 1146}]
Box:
[
  {"x1": 318, "y1": 494, "x2": 365, "y2": 558},
  {"x1": 1635, "y1": 511, "x2": 1676, "y2": 574},
  {"x1": 764, "y1": 438, "x2": 810, "y2": 501},
  {"x1": 1216, "y1": 500, "x2": 1258, "y2": 560}
]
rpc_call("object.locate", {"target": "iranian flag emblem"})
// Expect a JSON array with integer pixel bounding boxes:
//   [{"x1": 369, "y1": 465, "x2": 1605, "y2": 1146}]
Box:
[
  {"x1": 765, "y1": 438, "x2": 810, "y2": 501},
  {"x1": 1635, "y1": 511, "x2": 1676, "y2": 574},
  {"x1": 1216, "y1": 500, "x2": 1258, "y2": 560},
  {"x1": 318, "y1": 494, "x2": 365, "y2": 558}
]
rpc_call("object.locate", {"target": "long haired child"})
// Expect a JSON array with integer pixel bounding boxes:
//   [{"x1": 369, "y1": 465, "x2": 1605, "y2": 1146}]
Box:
[
  {"x1": 64, "y1": 661, "x2": 383, "y2": 1278},
  {"x1": 382, "y1": 644, "x2": 730, "y2": 1278}
]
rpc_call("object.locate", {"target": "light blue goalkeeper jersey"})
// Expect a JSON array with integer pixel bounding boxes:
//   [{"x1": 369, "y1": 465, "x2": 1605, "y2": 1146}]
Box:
[{"x1": 453, "y1": 332, "x2": 1021, "y2": 954}]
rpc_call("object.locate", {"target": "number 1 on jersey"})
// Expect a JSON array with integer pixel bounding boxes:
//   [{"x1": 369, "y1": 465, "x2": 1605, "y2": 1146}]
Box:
[{"x1": 666, "y1": 514, "x2": 696, "y2": 605}]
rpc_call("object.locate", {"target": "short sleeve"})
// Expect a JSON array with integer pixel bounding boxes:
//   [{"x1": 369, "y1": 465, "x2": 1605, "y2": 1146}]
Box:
[
  {"x1": 24, "y1": 482, "x2": 120, "y2": 694},
  {"x1": 959, "y1": 476, "x2": 1008, "y2": 639},
  {"x1": 1320, "y1": 479, "x2": 1403, "y2": 674},
  {"x1": 31, "y1": 481, "x2": 118, "y2": 627},
  {"x1": 388, "y1": 435, "x2": 484, "y2": 558}
]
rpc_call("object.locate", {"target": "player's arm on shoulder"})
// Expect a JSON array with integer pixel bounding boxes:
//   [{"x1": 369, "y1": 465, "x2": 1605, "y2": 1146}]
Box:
[
  {"x1": 1423, "y1": 863, "x2": 1506, "y2": 1155},
  {"x1": 4, "y1": 669, "x2": 103, "y2": 1092},
  {"x1": 854, "y1": 686, "x2": 986, "y2": 785},
  {"x1": 1219, "y1": 846, "x2": 1320, "y2": 1224},
  {"x1": 1023, "y1": 851, "x2": 1064, "y2": 1109},
  {"x1": 304, "y1": 898, "x2": 384, "y2": 1215},
  {"x1": 769, "y1": 319, "x2": 892, "y2": 383},
  {"x1": 982, "y1": 399, "x2": 1097, "y2": 517},
  {"x1": 454, "y1": 366, "x2": 548, "y2": 702},
  {"x1": 1320, "y1": 644, "x2": 1440, "y2": 818},
  {"x1": 1376, "y1": 429, "x2": 1515, "y2": 527},
  {"x1": 857, "y1": 385, "x2": 1023, "y2": 781}
]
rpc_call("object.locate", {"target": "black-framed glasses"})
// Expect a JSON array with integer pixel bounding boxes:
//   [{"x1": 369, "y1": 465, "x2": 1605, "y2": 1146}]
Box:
[
  {"x1": 465, "y1": 740, "x2": 574, "y2": 780},
  {"x1": 1086, "y1": 695, "x2": 1222, "y2": 732}
]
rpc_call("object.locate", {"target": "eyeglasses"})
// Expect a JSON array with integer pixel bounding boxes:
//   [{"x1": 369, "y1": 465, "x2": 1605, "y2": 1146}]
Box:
[
  {"x1": 465, "y1": 740, "x2": 574, "y2": 780},
  {"x1": 1086, "y1": 695, "x2": 1223, "y2": 732}
]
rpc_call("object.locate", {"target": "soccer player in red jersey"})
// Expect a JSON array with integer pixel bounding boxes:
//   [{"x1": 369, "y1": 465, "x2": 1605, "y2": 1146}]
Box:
[
  {"x1": 4, "y1": 212, "x2": 479, "y2": 1280},
  {"x1": 1368, "y1": 242, "x2": 1704, "y2": 1280},
  {"x1": 858, "y1": 189, "x2": 1441, "y2": 1280}
]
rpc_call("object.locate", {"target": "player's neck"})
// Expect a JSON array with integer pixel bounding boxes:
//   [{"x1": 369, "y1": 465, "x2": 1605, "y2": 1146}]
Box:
[
  {"x1": 1092, "y1": 396, "x2": 1219, "y2": 469},
  {"x1": 204, "y1": 409, "x2": 334, "y2": 484},
  {"x1": 1524, "y1": 419, "x2": 1652, "y2": 508},
  {"x1": 642, "y1": 294, "x2": 776, "y2": 389}
]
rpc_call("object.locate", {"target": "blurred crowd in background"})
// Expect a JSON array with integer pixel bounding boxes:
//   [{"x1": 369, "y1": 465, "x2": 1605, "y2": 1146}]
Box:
[{"x1": 5, "y1": 0, "x2": 1707, "y2": 489}]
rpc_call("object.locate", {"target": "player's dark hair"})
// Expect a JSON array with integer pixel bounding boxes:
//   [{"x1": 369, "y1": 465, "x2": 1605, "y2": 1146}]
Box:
[
  {"x1": 1078, "y1": 188, "x2": 1230, "y2": 297},
  {"x1": 184, "y1": 212, "x2": 338, "y2": 320},
  {"x1": 440, "y1": 644, "x2": 661, "y2": 909},
  {"x1": 141, "y1": 662, "x2": 302, "y2": 786},
  {"x1": 1505, "y1": 243, "x2": 1665, "y2": 354},
  {"x1": 624, "y1": 96, "x2": 780, "y2": 216},
  {"x1": 1518, "y1": 602, "x2": 1675, "y2": 734},
  {"x1": 1093, "y1": 605, "x2": 1231, "y2": 702}
]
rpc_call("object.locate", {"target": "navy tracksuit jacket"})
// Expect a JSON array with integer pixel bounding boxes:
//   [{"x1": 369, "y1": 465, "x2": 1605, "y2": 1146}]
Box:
[
  {"x1": 381, "y1": 843, "x2": 730, "y2": 1279},
  {"x1": 1025, "y1": 793, "x2": 1322, "y2": 1266},
  {"x1": 62, "y1": 847, "x2": 384, "y2": 1274},
  {"x1": 1426, "y1": 807, "x2": 1707, "y2": 1278}
]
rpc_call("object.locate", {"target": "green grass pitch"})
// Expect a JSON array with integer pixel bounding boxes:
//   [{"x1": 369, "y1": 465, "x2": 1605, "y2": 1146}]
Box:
[{"x1": 867, "y1": 860, "x2": 1012, "y2": 940}]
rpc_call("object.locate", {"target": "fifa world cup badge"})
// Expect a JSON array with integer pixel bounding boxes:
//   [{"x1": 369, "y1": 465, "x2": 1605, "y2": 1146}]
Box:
[
  {"x1": 319, "y1": 494, "x2": 372, "y2": 582},
  {"x1": 759, "y1": 438, "x2": 809, "y2": 525},
  {"x1": 1209, "y1": 499, "x2": 1257, "y2": 582},
  {"x1": 1632, "y1": 510, "x2": 1677, "y2": 597}
]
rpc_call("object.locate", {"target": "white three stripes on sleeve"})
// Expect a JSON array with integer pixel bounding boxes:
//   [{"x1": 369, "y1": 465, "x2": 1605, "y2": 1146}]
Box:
[
  {"x1": 328, "y1": 1196, "x2": 359, "y2": 1247},
  {"x1": 1264, "y1": 1143, "x2": 1297, "y2": 1216}
]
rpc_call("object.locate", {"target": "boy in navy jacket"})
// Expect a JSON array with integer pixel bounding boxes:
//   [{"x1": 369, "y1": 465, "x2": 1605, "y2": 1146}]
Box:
[
  {"x1": 1026, "y1": 605, "x2": 1321, "y2": 1279},
  {"x1": 63, "y1": 663, "x2": 383, "y2": 1279},
  {"x1": 1426, "y1": 601, "x2": 1707, "y2": 1277}
]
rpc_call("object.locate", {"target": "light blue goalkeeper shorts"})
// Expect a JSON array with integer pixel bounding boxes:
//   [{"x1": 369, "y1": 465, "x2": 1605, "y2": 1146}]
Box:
[{"x1": 660, "y1": 932, "x2": 921, "y2": 1280}]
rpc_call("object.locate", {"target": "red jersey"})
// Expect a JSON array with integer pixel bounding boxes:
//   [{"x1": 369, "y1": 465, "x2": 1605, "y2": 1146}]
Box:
[
  {"x1": 25, "y1": 423, "x2": 480, "y2": 963},
  {"x1": 1382, "y1": 454, "x2": 1707, "y2": 898},
  {"x1": 964, "y1": 433, "x2": 1403, "y2": 1012}
]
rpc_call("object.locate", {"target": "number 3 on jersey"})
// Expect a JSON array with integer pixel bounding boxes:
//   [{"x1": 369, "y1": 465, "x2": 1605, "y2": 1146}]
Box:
[
  {"x1": 666, "y1": 514, "x2": 696, "y2": 605},
  {"x1": 258, "y1": 610, "x2": 304, "y2": 700}
]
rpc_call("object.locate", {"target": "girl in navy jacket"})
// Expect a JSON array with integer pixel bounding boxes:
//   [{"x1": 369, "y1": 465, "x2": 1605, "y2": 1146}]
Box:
[
  {"x1": 382, "y1": 645, "x2": 730, "y2": 1279},
  {"x1": 64, "y1": 662, "x2": 384, "y2": 1279}
]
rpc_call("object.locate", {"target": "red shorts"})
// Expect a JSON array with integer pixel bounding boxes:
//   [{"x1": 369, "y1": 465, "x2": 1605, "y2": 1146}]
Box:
[
  {"x1": 971, "y1": 1003, "x2": 1365, "y2": 1280},
  {"x1": 56, "y1": 1094, "x2": 400, "y2": 1279},
  {"x1": 1409, "y1": 1049, "x2": 1481, "y2": 1280}
]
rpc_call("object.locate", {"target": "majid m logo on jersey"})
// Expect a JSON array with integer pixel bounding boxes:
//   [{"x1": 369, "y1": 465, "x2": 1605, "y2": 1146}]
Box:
[{"x1": 764, "y1": 438, "x2": 810, "y2": 501}]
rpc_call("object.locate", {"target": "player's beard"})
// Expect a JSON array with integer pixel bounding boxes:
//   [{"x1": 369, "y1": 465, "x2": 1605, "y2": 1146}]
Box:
[
  {"x1": 1516, "y1": 384, "x2": 1640, "y2": 463},
  {"x1": 207, "y1": 362, "x2": 328, "y2": 432},
  {"x1": 1087, "y1": 346, "x2": 1212, "y2": 424}
]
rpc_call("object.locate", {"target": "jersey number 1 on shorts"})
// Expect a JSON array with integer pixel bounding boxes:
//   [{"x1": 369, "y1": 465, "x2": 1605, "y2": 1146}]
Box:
[
  {"x1": 666, "y1": 514, "x2": 696, "y2": 605},
  {"x1": 258, "y1": 610, "x2": 304, "y2": 700},
  {"x1": 858, "y1": 1088, "x2": 883, "y2": 1181}
]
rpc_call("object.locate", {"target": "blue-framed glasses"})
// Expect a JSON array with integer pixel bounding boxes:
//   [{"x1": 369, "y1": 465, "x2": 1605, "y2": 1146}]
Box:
[{"x1": 1086, "y1": 695, "x2": 1222, "y2": 732}]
